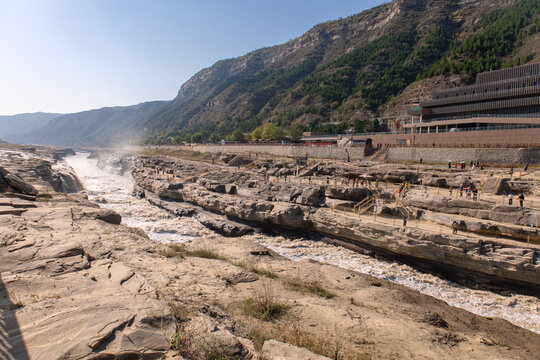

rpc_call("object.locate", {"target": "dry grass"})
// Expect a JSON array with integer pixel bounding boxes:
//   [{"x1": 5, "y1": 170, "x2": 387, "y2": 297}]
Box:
[
  {"x1": 233, "y1": 261, "x2": 278, "y2": 279},
  {"x1": 185, "y1": 247, "x2": 227, "y2": 260},
  {"x1": 242, "y1": 284, "x2": 287, "y2": 321},
  {"x1": 285, "y1": 279, "x2": 336, "y2": 299},
  {"x1": 245, "y1": 323, "x2": 373, "y2": 360},
  {"x1": 158, "y1": 243, "x2": 226, "y2": 261},
  {"x1": 170, "y1": 323, "x2": 241, "y2": 360}
]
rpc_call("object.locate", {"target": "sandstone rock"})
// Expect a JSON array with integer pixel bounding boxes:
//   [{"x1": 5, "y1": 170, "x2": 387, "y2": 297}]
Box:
[
  {"x1": 422, "y1": 174, "x2": 447, "y2": 187},
  {"x1": 262, "y1": 339, "x2": 330, "y2": 360},
  {"x1": 0, "y1": 174, "x2": 9, "y2": 192},
  {"x1": 38, "y1": 243, "x2": 85, "y2": 259},
  {"x1": 196, "y1": 213, "x2": 253, "y2": 237},
  {"x1": 2, "y1": 171, "x2": 38, "y2": 195},
  {"x1": 382, "y1": 170, "x2": 420, "y2": 184},
  {"x1": 296, "y1": 186, "x2": 325, "y2": 207},
  {"x1": 225, "y1": 184, "x2": 237, "y2": 195},
  {"x1": 109, "y1": 262, "x2": 135, "y2": 285},
  {"x1": 73, "y1": 208, "x2": 122, "y2": 224},
  {"x1": 326, "y1": 187, "x2": 372, "y2": 201},
  {"x1": 0, "y1": 207, "x2": 28, "y2": 215}
]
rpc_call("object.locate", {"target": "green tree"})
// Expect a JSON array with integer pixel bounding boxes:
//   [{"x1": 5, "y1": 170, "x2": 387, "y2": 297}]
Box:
[
  {"x1": 231, "y1": 129, "x2": 245, "y2": 141},
  {"x1": 270, "y1": 126, "x2": 285, "y2": 141},
  {"x1": 288, "y1": 125, "x2": 303, "y2": 142},
  {"x1": 190, "y1": 132, "x2": 203, "y2": 144},
  {"x1": 251, "y1": 128, "x2": 262, "y2": 140},
  {"x1": 208, "y1": 133, "x2": 220, "y2": 143},
  {"x1": 261, "y1": 123, "x2": 277, "y2": 139}
]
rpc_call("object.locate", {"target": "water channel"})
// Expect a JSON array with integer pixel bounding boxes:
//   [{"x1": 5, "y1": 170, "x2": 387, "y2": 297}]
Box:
[{"x1": 64, "y1": 152, "x2": 540, "y2": 334}]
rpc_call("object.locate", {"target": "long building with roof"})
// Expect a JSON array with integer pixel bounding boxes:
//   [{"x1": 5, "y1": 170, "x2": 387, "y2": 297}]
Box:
[
  {"x1": 300, "y1": 63, "x2": 540, "y2": 147},
  {"x1": 405, "y1": 62, "x2": 540, "y2": 141}
]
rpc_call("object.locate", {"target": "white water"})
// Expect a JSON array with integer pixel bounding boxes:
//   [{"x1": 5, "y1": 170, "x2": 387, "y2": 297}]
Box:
[{"x1": 65, "y1": 152, "x2": 540, "y2": 334}]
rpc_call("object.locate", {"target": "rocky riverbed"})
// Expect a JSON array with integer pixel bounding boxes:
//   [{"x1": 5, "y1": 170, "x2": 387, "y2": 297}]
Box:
[
  {"x1": 2, "y1": 146, "x2": 540, "y2": 359},
  {"x1": 131, "y1": 152, "x2": 540, "y2": 293}
]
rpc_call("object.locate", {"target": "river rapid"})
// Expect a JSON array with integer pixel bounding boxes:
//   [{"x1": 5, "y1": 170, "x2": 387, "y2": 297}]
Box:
[{"x1": 64, "y1": 152, "x2": 540, "y2": 334}]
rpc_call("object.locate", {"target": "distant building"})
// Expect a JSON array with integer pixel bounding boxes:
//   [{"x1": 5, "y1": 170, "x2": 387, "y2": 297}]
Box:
[
  {"x1": 406, "y1": 62, "x2": 540, "y2": 136},
  {"x1": 301, "y1": 63, "x2": 540, "y2": 147}
]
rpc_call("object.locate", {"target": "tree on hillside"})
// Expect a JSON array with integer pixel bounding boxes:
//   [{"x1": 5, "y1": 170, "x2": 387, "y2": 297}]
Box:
[
  {"x1": 231, "y1": 129, "x2": 245, "y2": 141},
  {"x1": 261, "y1": 123, "x2": 277, "y2": 139},
  {"x1": 288, "y1": 125, "x2": 303, "y2": 142},
  {"x1": 251, "y1": 128, "x2": 262, "y2": 140},
  {"x1": 190, "y1": 132, "x2": 203, "y2": 144}
]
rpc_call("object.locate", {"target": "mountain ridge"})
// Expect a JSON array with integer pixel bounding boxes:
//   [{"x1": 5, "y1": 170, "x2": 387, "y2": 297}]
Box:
[
  {"x1": 140, "y1": 0, "x2": 540, "y2": 144},
  {"x1": 0, "y1": 112, "x2": 62, "y2": 141},
  {"x1": 12, "y1": 101, "x2": 168, "y2": 147}
]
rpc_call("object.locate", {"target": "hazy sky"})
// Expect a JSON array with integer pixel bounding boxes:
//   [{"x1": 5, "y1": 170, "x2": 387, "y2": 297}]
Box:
[{"x1": 0, "y1": 0, "x2": 386, "y2": 115}]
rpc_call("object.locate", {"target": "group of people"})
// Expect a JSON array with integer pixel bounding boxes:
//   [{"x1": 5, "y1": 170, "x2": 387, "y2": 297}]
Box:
[
  {"x1": 507, "y1": 193, "x2": 525, "y2": 207},
  {"x1": 448, "y1": 185, "x2": 478, "y2": 201},
  {"x1": 448, "y1": 160, "x2": 484, "y2": 170},
  {"x1": 397, "y1": 182, "x2": 409, "y2": 196}
]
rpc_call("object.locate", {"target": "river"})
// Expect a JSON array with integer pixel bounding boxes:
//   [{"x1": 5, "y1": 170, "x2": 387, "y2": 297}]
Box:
[{"x1": 64, "y1": 152, "x2": 540, "y2": 334}]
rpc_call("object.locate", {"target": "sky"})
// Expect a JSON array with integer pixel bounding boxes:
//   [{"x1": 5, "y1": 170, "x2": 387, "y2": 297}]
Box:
[{"x1": 0, "y1": 0, "x2": 387, "y2": 115}]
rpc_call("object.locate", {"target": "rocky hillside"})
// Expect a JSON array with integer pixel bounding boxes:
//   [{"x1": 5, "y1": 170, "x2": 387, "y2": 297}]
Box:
[
  {"x1": 140, "y1": 0, "x2": 540, "y2": 143},
  {"x1": 0, "y1": 112, "x2": 61, "y2": 141},
  {"x1": 13, "y1": 101, "x2": 167, "y2": 147}
]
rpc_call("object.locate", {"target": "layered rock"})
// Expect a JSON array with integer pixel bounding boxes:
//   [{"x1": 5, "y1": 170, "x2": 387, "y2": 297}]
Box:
[
  {"x1": 133, "y1": 156, "x2": 540, "y2": 291},
  {"x1": 0, "y1": 147, "x2": 82, "y2": 194}
]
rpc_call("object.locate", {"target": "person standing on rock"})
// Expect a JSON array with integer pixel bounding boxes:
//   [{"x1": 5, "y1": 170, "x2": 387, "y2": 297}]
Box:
[
  {"x1": 449, "y1": 187, "x2": 453, "y2": 197},
  {"x1": 518, "y1": 193, "x2": 524, "y2": 207},
  {"x1": 403, "y1": 215, "x2": 407, "y2": 227},
  {"x1": 452, "y1": 221, "x2": 458, "y2": 234},
  {"x1": 508, "y1": 193, "x2": 513, "y2": 205}
]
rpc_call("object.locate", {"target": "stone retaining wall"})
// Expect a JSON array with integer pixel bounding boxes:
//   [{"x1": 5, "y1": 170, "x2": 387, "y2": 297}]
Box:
[
  {"x1": 188, "y1": 145, "x2": 540, "y2": 165},
  {"x1": 191, "y1": 144, "x2": 365, "y2": 161},
  {"x1": 386, "y1": 147, "x2": 540, "y2": 165}
]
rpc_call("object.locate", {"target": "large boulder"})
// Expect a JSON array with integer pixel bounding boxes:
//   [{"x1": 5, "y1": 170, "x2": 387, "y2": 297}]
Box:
[
  {"x1": 422, "y1": 174, "x2": 447, "y2": 187},
  {"x1": 295, "y1": 186, "x2": 325, "y2": 207},
  {"x1": 2, "y1": 172, "x2": 38, "y2": 195},
  {"x1": 382, "y1": 170, "x2": 420, "y2": 184},
  {"x1": 326, "y1": 187, "x2": 372, "y2": 202}
]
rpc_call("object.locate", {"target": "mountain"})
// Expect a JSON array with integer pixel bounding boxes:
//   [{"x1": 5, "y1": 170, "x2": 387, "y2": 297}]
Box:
[
  {"x1": 0, "y1": 113, "x2": 62, "y2": 141},
  {"x1": 13, "y1": 101, "x2": 168, "y2": 147},
  {"x1": 139, "y1": 0, "x2": 540, "y2": 143}
]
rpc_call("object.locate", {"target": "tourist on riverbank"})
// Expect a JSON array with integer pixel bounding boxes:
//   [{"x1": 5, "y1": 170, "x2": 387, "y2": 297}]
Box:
[
  {"x1": 452, "y1": 221, "x2": 458, "y2": 234},
  {"x1": 508, "y1": 193, "x2": 513, "y2": 205},
  {"x1": 518, "y1": 193, "x2": 525, "y2": 207}
]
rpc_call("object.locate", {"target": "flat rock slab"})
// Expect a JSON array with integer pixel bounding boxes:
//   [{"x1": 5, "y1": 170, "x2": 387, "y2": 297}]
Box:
[
  {"x1": 0, "y1": 198, "x2": 37, "y2": 208},
  {"x1": 2, "y1": 192, "x2": 37, "y2": 201},
  {"x1": 0, "y1": 207, "x2": 27, "y2": 215},
  {"x1": 262, "y1": 339, "x2": 331, "y2": 360}
]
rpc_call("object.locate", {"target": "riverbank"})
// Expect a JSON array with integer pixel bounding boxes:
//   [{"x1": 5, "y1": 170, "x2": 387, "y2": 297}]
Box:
[
  {"x1": 2, "y1": 146, "x2": 540, "y2": 359},
  {"x1": 132, "y1": 150, "x2": 540, "y2": 293}
]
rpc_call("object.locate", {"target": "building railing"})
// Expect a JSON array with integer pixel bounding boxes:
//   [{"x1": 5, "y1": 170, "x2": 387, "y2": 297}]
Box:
[
  {"x1": 416, "y1": 123, "x2": 540, "y2": 134},
  {"x1": 422, "y1": 83, "x2": 540, "y2": 107},
  {"x1": 422, "y1": 112, "x2": 540, "y2": 122}
]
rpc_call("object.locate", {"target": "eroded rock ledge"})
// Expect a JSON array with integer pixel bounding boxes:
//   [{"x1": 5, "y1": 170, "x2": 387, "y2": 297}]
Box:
[{"x1": 132, "y1": 155, "x2": 540, "y2": 292}]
